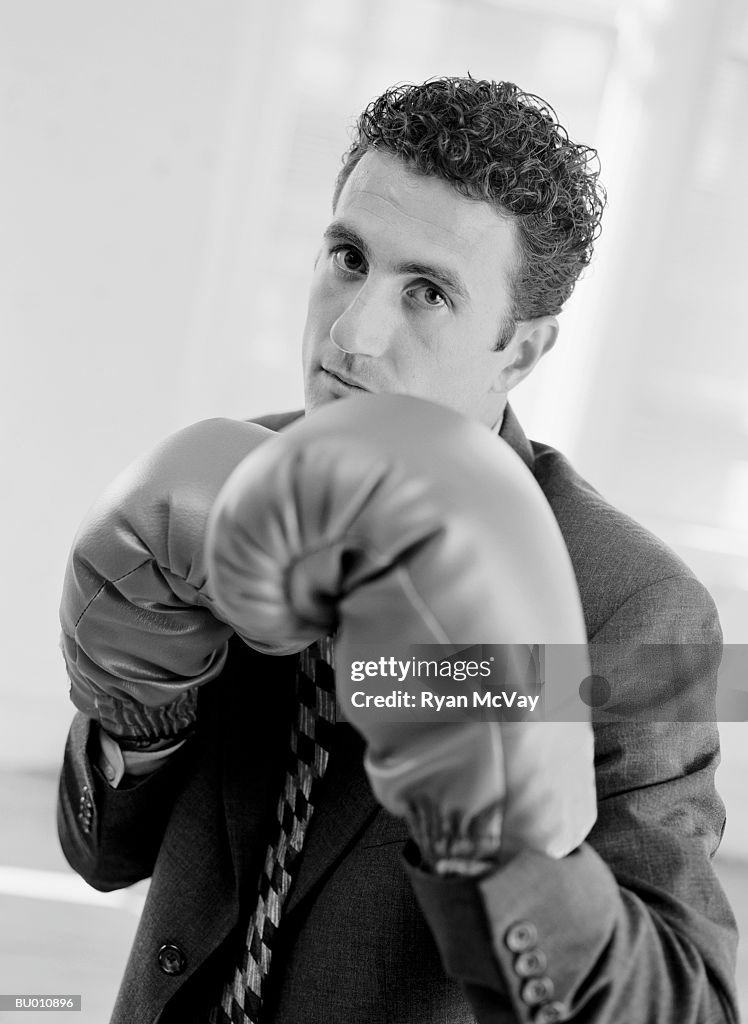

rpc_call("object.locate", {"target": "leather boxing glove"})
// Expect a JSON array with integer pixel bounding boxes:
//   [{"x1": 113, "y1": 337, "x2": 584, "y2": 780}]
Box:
[
  {"x1": 205, "y1": 395, "x2": 596, "y2": 862},
  {"x1": 59, "y1": 417, "x2": 291, "y2": 749}
]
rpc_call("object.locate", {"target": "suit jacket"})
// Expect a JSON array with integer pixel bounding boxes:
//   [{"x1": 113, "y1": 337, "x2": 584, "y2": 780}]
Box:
[{"x1": 57, "y1": 406, "x2": 739, "y2": 1023}]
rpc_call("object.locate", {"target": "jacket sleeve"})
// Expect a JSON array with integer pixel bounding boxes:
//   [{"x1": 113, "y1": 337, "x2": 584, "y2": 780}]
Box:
[
  {"x1": 57, "y1": 710, "x2": 198, "y2": 892},
  {"x1": 403, "y1": 574, "x2": 739, "y2": 1023}
]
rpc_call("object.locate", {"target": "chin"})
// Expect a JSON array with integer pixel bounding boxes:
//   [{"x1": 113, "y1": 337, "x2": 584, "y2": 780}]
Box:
[{"x1": 304, "y1": 383, "x2": 333, "y2": 412}]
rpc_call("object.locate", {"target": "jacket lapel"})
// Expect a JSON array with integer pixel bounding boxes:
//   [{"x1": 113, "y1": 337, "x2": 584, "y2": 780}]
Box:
[
  {"x1": 221, "y1": 646, "x2": 381, "y2": 916},
  {"x1": 285, "y1": 724, "x2": 380, "y2": 917},
  {"x1": 499, "y1": 403, "x2": 535, "y2": 472},
  {"x1": 221, "y1": 644, "x2": 301, "y2": 899}
]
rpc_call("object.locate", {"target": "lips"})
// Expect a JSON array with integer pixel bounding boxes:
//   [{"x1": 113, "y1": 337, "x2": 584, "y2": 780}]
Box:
[{"x1": 322, "y1": 367, "x2": 371, "y2": 392}]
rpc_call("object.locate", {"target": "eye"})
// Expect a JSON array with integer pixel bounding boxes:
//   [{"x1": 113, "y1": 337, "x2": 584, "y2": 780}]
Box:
[
  {"x1": 407, "y1": 283, "x2": 448, "y2": 309},
  {"x1": 331, "y1": 245, "x2": 366, "y2": 275}
]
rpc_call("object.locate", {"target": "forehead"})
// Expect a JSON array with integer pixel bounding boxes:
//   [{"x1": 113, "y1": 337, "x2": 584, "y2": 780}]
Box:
[{"x1": 333, "y1": 150, "x2": 518, "y2": 281}]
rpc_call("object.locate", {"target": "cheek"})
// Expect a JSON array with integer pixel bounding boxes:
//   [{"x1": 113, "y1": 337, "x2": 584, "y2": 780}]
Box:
[
  {"x1": 426, "y1": 339, "x2": 493, "y2": 402},
  {"x1": 397, "y1": 345, "x2": 459, "y2": 401}
]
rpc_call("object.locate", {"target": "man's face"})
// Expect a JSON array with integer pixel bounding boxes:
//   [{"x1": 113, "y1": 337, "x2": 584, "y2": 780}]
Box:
[{"x1": 302, "y1": 150, "x2": 523, "y2": 427}]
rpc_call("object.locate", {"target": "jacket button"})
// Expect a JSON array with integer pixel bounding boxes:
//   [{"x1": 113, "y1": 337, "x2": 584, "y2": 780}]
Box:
[
  {"x1": 515, "y1": 948, "x2": 547, "y2": 977},
  {"x1": 158, "y1": 943, "x2": 186, "y2": 976},
  {"x1": 521, "y1": 975, "x2": 555, "y2": 1006},
  {"x1": 533, "y1": 1001, "x2": 567, "y2": 1023},
  {"x1": 505, "y1": 920, "x2": 538, "y2": 952},
  {"x1": 77, "y1": 791, "x2": 93, "y2": 834}
]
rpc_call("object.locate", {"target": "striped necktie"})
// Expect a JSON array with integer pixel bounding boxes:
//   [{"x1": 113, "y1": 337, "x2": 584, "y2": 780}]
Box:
[{"x1": 210, "y1": 637, "x2": 336, "y2": 1023}]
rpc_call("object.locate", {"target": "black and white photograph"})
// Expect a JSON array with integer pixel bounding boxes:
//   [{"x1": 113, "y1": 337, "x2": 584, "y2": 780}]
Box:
[{"x1": 1, "y1": 1, "x2": 747, "y2": 1021}]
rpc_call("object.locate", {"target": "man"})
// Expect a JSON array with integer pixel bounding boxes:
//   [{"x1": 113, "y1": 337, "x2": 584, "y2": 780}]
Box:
[{"x1": 58, "y1": 78, "x2": 739, "y2": 1022}]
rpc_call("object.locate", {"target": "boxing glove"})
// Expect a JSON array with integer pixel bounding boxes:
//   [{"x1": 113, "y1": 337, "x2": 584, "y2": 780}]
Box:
[
  {"x1": 59, "y1": 417, "x2": 291, "y2": 749},
  {"x1": 205, "y1": 395, "x2": 596, "y2": 862}
]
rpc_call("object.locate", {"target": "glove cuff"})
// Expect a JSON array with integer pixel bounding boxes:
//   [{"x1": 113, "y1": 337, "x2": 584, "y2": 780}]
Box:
[
  {"x1": 91, "y1": 688, "x2": 198, "y2": 750},
  {"x1": 404, "y1": 799, "x2": 504, "y2": 868}
]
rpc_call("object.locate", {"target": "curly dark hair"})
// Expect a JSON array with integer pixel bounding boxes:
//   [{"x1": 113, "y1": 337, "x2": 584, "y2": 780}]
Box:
[{"x1": 333, "y1": 77, "x2": 606, "y2": 343}]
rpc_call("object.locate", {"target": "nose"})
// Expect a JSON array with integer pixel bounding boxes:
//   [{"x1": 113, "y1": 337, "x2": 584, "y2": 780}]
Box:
[{"x1": 330, "y1": 280, "x2": 394, "y2": 356}]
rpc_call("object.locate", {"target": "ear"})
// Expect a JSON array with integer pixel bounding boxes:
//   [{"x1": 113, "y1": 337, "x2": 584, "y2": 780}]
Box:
[{"x1": 494, "y1": 316, "x2": 559, "y2": 393}]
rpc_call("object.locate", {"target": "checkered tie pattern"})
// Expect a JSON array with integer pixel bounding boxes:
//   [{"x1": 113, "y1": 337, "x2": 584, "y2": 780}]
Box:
[{"x1": 210, "y1": 636, "x2": 337, "y2": 1024}]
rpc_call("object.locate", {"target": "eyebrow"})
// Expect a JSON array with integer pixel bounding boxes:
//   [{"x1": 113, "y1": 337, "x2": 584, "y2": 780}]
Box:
[{"x1": 323, "y1": 221, "x2": 470, "y2": 303}]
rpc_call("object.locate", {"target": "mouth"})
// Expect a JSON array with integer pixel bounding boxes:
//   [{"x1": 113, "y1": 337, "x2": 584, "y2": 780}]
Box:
[{"x1": 321, "y1": 367, "x2": 371, "y2": 393}]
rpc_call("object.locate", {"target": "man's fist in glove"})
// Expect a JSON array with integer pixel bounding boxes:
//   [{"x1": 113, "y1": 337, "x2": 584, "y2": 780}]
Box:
[
  {"x1": 205, "y1": 395, "x2": 596, "y2": 866},
  {"x1": 59, "y1": 418, "x2": 289, "y2": 749}
]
